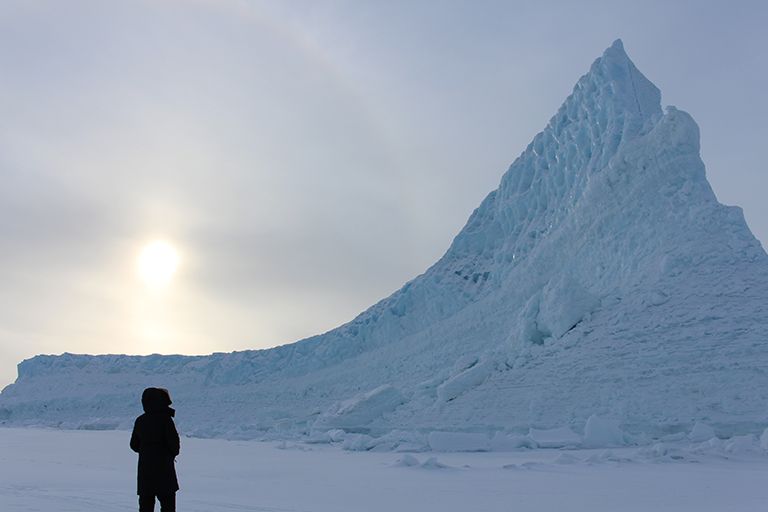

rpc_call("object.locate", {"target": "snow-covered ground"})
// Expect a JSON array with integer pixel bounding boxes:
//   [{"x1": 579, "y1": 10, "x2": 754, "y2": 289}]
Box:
[{"x1": 2, "y1": 428, "x2": 768, "y2": 512}]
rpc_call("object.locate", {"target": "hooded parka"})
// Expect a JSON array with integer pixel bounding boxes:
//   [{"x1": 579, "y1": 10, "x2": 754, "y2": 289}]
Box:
[{"x1": 130, "y1": 388, "x2": 180, "y2": 496}]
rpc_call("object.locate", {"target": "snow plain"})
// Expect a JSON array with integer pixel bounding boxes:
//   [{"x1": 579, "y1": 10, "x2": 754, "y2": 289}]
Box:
[{"x1": 2, "y1": 428, "x2": 768, "y2": 512}]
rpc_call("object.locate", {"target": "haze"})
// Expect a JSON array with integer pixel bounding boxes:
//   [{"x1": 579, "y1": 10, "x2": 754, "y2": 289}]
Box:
[{"x1": 1, "y1": 0, "x2": 766, "y2": 388}]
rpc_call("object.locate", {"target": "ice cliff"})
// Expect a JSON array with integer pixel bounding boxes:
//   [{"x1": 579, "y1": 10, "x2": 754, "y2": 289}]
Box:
[{"x1": 3, "y1": 40, "x2": 768, "y2": 442}]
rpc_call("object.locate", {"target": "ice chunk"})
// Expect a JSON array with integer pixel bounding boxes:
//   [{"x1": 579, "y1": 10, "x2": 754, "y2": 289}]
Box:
[
  {"x1": 583, "y1": 414, "x2": 625, "y2": 447},
  {"x1": 537, "y1": 273, "x2": 600, "y2": 339},
  {"x1": 365, "y1": 430, "x2": 428, "y2": 453},
  {"x1": 428, "y1": 432, "x2": 490, "y2": 452},
  {"x1": 554, "y1": 452, "x2": 581, "y2": 464},
  {"x1": 760, "y1": 428, "x2": 768, "y2": 450},
  {"x1": 304, "y1": 431, "x2": 333, "y2": 444},
  {"x1": 652, "y1": 443, "x2": 669, "y2": 457},
  {"x1": 725, "y1": 434, "x2": 759, "y2": 454},
  {"x1": 528, "y1": 427, "x2": 581, "y2": 448},
  {"x1": 688, "y1": 422, "x2": 716, "y2": 443},
  {"x1": 587, "y1": 453, "x2": 606, "y2": 464},
  {"x1": 489, "y1": 431, "x2": 515, "y2": 451},
  {"x1": 318, "y1": 385, "x2": 405, "y2": 428},
  {"x1": 342, "y1": 434, "x2": 374, "y2": 451},
  {"x1": 421, "y1": 457, "x2": 449, "y2": 468},
  {"x1": 413, "y1": 370, "x2": 450, "y2": 399},
  {"x1": 394, "y1": 454, "x2": 420, "y2": 467},
  {"x1": 453, "y1": 355, "x2": 479, "y2": 373},
  {"x1": 436, "y1": 360, "x2": 496, "y2": 402},
  {"x1": 489, "y1": 431, "x2": 536, "y2": 451},
  {"x1": 661, "y1": 432, "x2": 687, "y2": 443}
]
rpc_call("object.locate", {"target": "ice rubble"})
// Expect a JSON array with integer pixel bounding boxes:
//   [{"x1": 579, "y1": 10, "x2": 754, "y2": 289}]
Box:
[{"x1": 3, "y1": 40, "x2": 768, "y2": 450}]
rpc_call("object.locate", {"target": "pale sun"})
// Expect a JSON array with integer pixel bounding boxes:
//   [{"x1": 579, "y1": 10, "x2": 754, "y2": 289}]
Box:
[{"x1": 137, "y1": 241, "x2": 179, "y2": 285}]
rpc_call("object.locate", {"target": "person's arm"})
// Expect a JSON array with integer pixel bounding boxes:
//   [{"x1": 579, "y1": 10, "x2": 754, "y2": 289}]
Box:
[
  {"x1": 130, "y1": 420, "x2": 140, "y2": 453},
  {"x1": 165, "y1": 419, "x2": 180, "y2": 457}
]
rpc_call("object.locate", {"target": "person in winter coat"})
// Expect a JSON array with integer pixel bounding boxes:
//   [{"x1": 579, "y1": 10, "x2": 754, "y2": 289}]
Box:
[{"x1": 130, "y1": 387, "x2": 180, "y2": 512}]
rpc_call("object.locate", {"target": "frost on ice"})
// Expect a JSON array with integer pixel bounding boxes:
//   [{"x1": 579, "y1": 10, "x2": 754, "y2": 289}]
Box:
[{"x1": 3, "y1": 40, "x2": 768, "y2": 448}]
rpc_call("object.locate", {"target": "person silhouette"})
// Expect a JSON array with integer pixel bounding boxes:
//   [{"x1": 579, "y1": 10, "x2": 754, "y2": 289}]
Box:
[{"x1": 130, "y1": 387, "x2": 180, "y2": 512}]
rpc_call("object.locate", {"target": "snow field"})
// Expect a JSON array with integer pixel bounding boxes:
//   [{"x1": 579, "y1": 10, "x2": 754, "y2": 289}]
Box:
[{"x1": 2, "y1": 428, "x2": 768, "y2": 512}]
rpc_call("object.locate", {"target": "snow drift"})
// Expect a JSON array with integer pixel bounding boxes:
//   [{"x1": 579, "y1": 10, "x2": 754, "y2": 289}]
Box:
[{"x1": 3, "y1": 40, "x2": 768, "y2": 444}]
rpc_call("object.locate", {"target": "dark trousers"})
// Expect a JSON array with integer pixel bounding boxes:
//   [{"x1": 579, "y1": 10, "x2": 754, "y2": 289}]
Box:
[{"x1": 139, "y1": 493, "x2": 176, "y2": 512}]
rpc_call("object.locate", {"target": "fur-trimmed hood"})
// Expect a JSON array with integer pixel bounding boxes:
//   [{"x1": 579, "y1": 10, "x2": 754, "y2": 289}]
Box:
[{"x1": 141, "y1": 387, "x2": 175, "y2": 416}]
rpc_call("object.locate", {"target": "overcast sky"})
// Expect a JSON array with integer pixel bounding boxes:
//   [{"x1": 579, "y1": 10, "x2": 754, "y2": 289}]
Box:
[{"x1": 1, "y1": 0, "x2": 766, "y2": 388}]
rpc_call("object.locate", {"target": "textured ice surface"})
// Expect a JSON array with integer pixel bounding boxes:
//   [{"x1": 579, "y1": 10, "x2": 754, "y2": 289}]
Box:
[{"x1": 3, "y1": 40, "x2": 768, "y2": 445}]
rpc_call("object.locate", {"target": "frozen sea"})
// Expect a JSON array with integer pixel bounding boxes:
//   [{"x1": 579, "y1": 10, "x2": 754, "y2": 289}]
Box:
[{"x1": 2, "y1": 428, "x2": 767, "y2": 511}]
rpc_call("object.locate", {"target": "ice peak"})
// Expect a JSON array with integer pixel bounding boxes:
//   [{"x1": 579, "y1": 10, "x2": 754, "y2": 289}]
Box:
[
  {"x1": 571, "y1": 39, "x2": 662, "y2": 141},
  {"x1": 601, "y1": 38, "x2": 629, "y2": 69},
  {"x1": 608, "y1": 37, "x2": 625, "y2": 52},
  {"x1": 434, "y1": 43, "x2": 666, "y2": 294}
]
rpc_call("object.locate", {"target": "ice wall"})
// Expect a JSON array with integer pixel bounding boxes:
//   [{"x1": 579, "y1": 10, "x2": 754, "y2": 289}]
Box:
[{"x1": 3, "y1": 40, "x2": 768, "y2": 440}]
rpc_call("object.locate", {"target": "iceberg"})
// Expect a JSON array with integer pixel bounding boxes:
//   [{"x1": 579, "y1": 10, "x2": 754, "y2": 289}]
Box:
[{"x1": 3, "y1": 40, "x2": 768, "y2": 442}]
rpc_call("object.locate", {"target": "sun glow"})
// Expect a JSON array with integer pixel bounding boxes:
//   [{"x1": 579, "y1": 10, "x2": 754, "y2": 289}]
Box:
[{"x1": 137, "y1": 241, "x2": 179, "y2": 286}]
